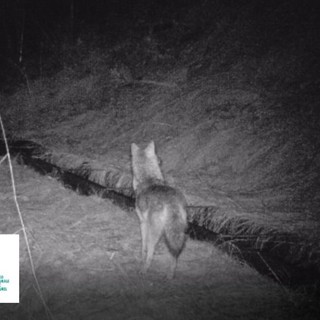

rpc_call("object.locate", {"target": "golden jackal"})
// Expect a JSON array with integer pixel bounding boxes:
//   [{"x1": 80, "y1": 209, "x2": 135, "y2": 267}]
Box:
[{"x1": 131, "y1": 141, "x2": 187, "y2": 278}]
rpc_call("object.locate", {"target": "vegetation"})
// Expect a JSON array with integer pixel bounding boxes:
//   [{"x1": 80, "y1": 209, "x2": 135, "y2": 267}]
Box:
[{"x1": 0, "y1": 0, "x2": 319, "y2": 318}]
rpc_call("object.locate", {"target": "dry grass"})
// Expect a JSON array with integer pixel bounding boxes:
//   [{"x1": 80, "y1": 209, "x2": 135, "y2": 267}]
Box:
[
  {"x1": 1, "y1": 50, "x2": 319, "y2": 276},
  {"x1": 0, "y1": 0, "x2": 319, "y2": 316},
  {"x1": 0, "y1": 161, "x2": 317, "y2": 319}
]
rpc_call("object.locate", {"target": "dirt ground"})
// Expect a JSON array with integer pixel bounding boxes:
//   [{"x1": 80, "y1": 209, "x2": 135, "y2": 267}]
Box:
[
  {"x1": 0, "y1": 161, "x2": 316, "y2": 320},
  {"x1": 1, "y1": 1, "x2": 319, "y2": 318}
]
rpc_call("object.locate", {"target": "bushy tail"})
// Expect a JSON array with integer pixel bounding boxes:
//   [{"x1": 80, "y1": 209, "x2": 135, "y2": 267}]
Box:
[{"x1": 164, "y1": 204, "x2": 187, "y2": 257}]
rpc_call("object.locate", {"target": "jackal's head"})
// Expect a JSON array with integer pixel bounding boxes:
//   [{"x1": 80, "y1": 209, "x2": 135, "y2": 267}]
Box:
[{"x1": 131, "y1": 141, "x2": 164, "y2": 190}]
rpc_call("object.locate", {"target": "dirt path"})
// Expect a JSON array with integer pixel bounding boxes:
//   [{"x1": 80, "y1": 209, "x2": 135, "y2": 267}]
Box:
[{"x1": 0, "y1": 163, "x2": 312, "y2": 320}]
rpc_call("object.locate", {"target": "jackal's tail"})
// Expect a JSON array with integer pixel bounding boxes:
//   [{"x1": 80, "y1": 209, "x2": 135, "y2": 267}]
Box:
[{"x1": 164, "y1": 204, "x2": 187, "y2": 257}]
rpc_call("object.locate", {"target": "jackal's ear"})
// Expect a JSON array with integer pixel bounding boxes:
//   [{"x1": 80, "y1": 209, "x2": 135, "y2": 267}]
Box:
[
  {"x1": 145, "y1": 140, "x2": 155, "y2": 156},
  {"x1": 131, "y1": 143, "x2": 139, "y2": 155}
]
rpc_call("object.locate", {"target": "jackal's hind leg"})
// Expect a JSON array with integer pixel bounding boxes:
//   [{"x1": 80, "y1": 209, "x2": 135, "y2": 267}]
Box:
[{"x1": 142, "y1": 223, "x2": 163, "y2": 274}]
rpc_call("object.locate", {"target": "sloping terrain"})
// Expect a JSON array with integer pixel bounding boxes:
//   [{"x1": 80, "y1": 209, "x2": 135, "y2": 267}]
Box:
[
  {"x1": 0, "y1": 0, "x2": 320, "y2": 316},
  {"x1": 0, "y1": 162, "x2": 316, "y2": 319}
]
